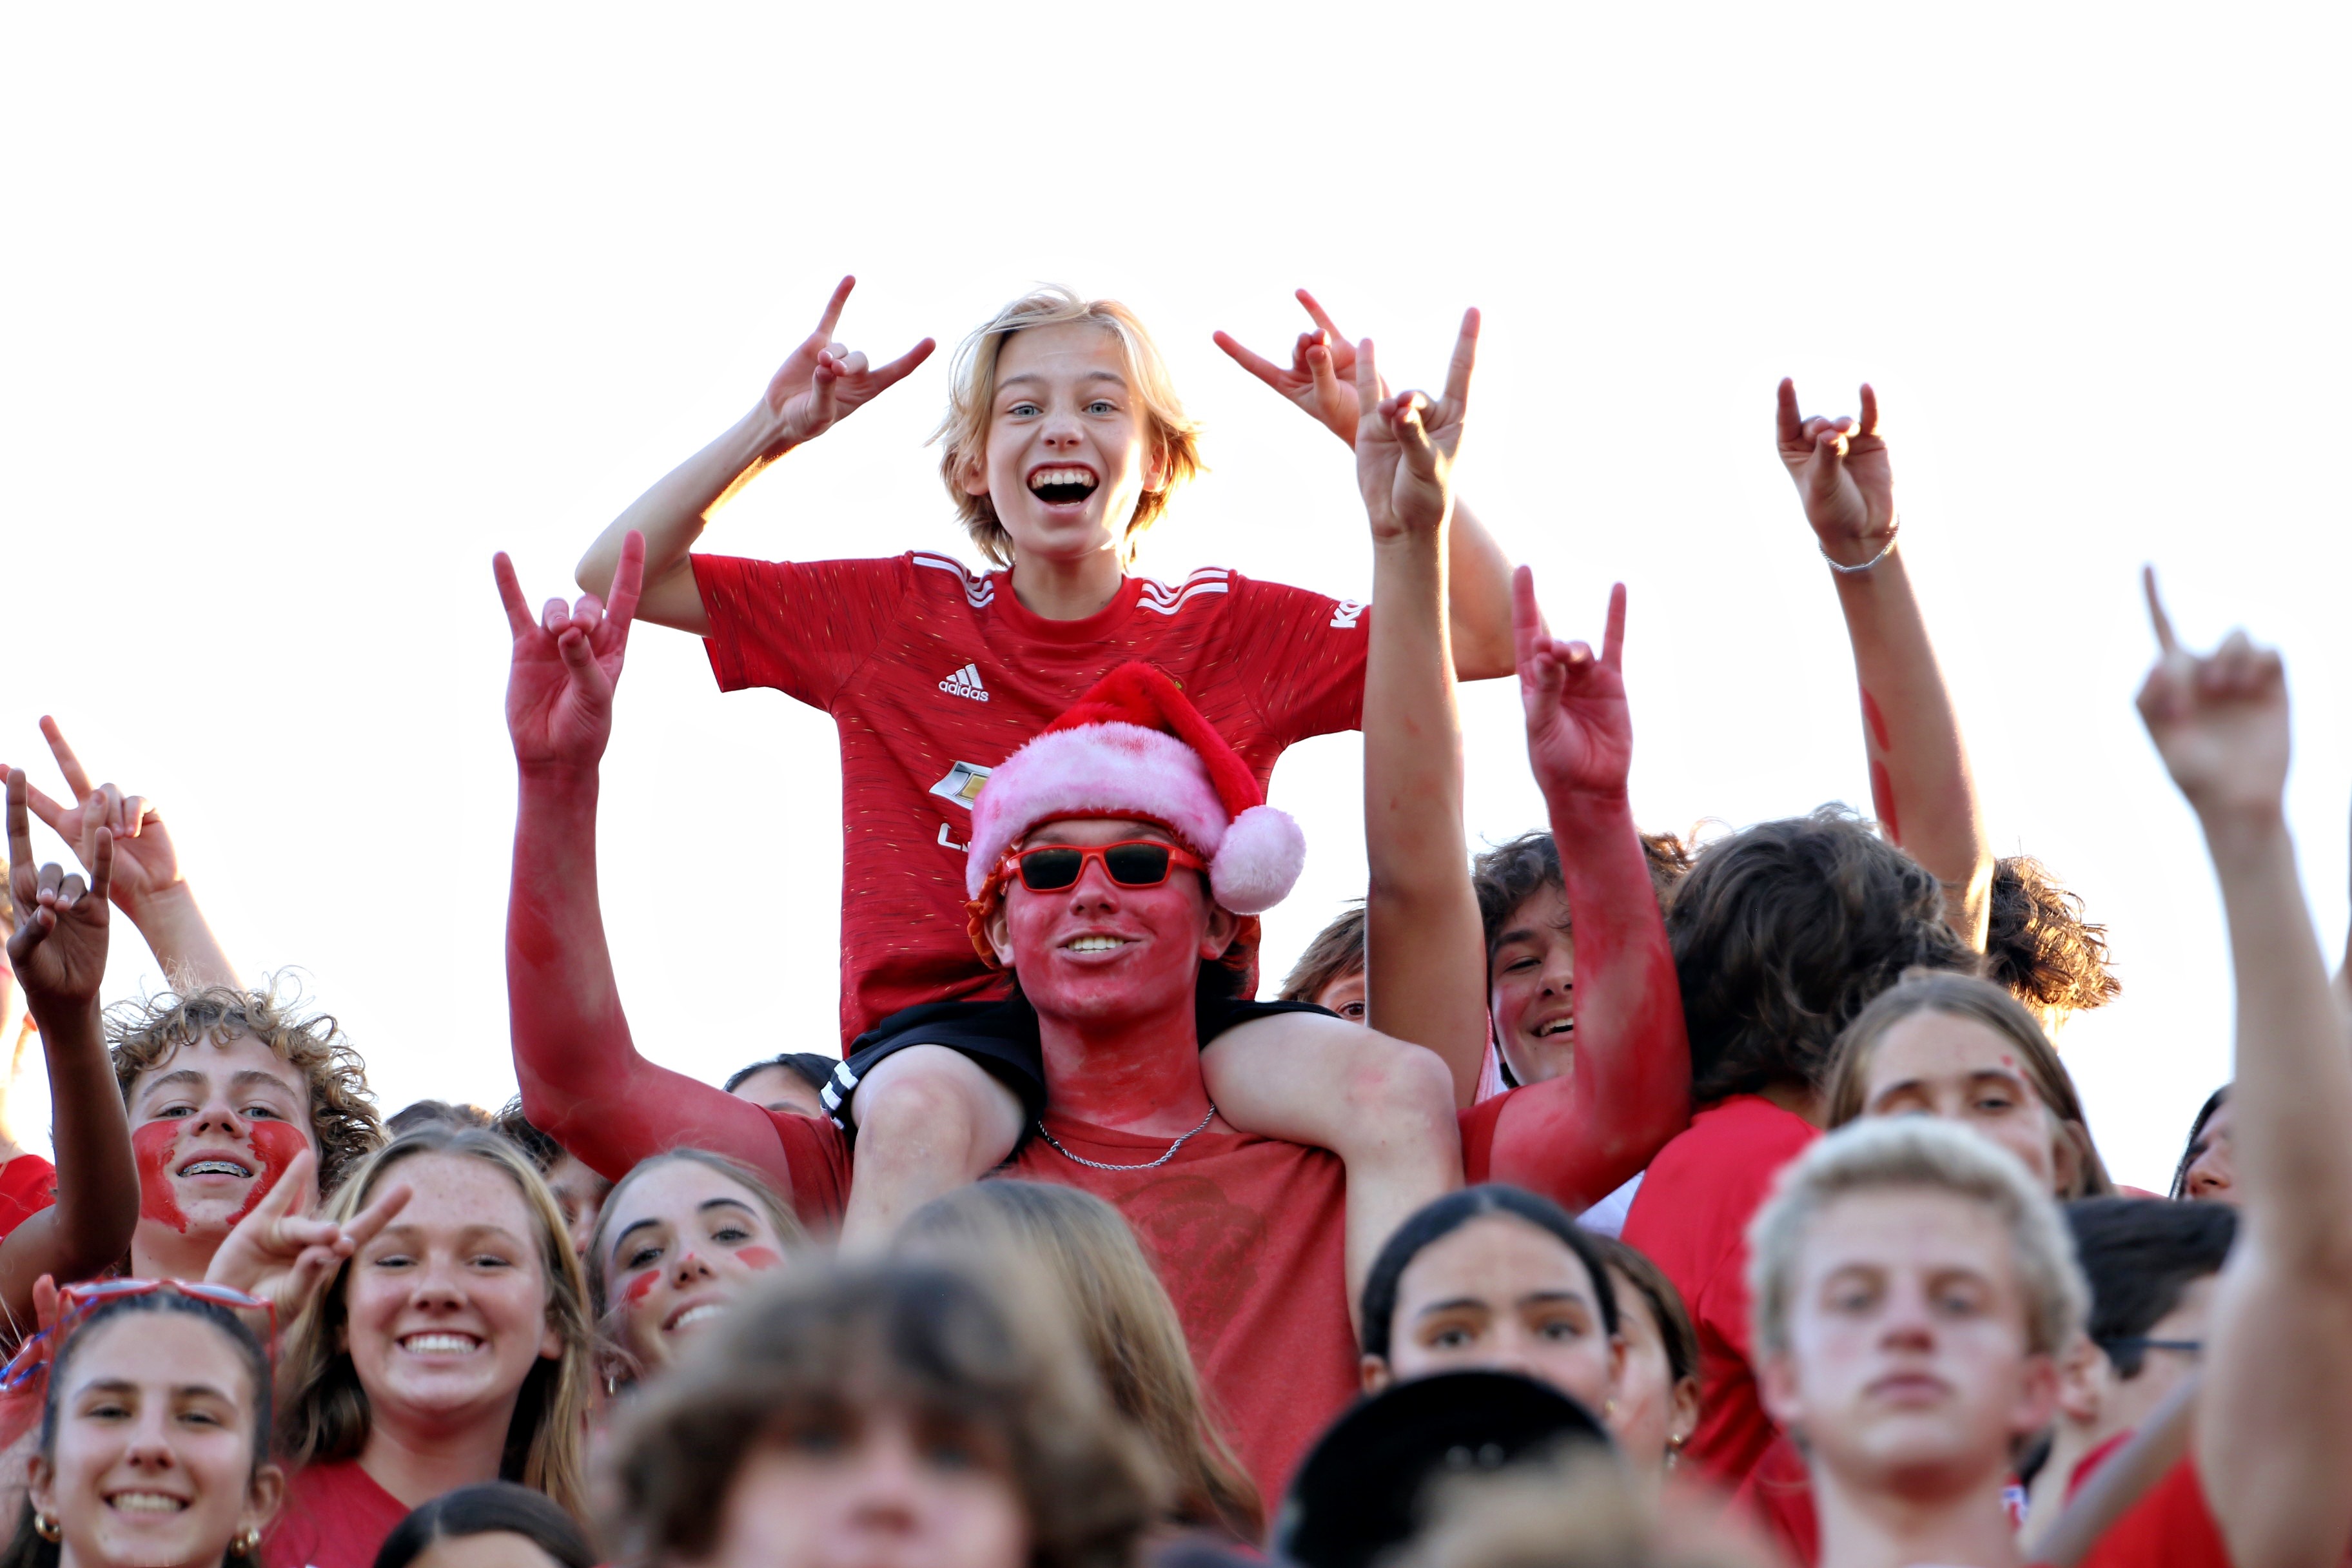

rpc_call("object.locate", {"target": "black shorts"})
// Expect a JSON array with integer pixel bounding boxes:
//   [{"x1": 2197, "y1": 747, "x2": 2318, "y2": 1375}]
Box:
[{"x1": 821, "y1": 988, "x2": 1337, "y2": 1133}]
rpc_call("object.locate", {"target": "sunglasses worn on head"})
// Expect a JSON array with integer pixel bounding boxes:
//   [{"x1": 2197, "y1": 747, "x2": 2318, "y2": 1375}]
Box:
[
  {"x1": 0, "y1": 1278, "x2": 278, "y2": 1395},
  {"x1": 1003, "y1": 839, "x2": 1207, "y2": 894}
]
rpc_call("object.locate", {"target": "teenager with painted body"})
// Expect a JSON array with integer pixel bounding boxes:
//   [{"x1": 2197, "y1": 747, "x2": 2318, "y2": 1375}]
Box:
[
  {"x1": 1747, "y1": 581, "x2": 2352, "y2": 1568},
  {"x1": 0, "y1": 774, "x2": 139, "y2": 1341},
  {"x1": 505, "y1": 345, "x2": 1687, "y2": 1504},
  {"x1": 581, "y1": 1150, "x2": 798, "y2": 1386},
  {"x1": 7, "y1": 1290, "x2": 285, "y2": 1568}
]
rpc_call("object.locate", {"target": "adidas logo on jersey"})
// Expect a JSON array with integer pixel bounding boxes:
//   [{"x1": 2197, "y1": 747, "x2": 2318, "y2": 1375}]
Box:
[{"x1": 939, "y1": 663, "x2": 990, "y2": 701}]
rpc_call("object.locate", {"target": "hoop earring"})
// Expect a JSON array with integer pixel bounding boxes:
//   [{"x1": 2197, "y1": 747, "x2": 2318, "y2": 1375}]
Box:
[
  {"x1": 33, "y1": 1515, "x2": 59, "y2": 1544},
  {"x1": 231, "y1": 1527, "x2": 262, "y2": 1558}
]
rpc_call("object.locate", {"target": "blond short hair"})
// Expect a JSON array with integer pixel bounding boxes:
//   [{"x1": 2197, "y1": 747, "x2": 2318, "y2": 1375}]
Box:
[
  {"x1": 1747, "y1": 1118, "x2": 2087, "y2": 1360},
  {"x1": 932, "y1": 286, "x2": 1203, "y2": 567}
]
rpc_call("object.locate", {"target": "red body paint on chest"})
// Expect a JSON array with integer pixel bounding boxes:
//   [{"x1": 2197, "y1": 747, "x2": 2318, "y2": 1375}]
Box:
[
  {"x1": 228, "y1": 1123, "x2": 309, "y2": 1224},
  {"x1": 735, "y1": 1245, "x2": 782, "y2": 1272},
  {"x1": 621, "y1": 1268, "x2": 659, "y2": 1307},
  {"x1": 133, "y1": 1122, "x2": 189, "y2": 1232}
]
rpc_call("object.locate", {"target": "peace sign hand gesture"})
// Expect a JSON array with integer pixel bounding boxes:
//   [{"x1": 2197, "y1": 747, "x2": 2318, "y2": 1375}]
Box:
[
  {"x1": 496, "y1": 531, "x2": 645, "y2": 774},
  {"x1": 2137, "y1": 569, "x2": 2290, "y2": 821},
  {"x1": 1213, "y1": 289, "x2": 1384, "y2": 448},
  {"x1": 207, "y1": 1150, "x2": 413, "y2": 1322},
  {"x1": 1514, "y1": 570, "x2": 1633, "y2": 806},
  {"x1": 749, "y1": 277, "x2": 936, "y2": 455},
  {"x1": 1353, "y1": 310, "x2": 1478, "y2": 547},
  {"x1": 1776, "y1": 379, "x2": 1896, "y2": 567},
  {"x1": 5, "y1": 769, "x2": 112, "y2": 1015},
  {"x1": 5, "y1": 718, "x2": 182, "y2": 919}
]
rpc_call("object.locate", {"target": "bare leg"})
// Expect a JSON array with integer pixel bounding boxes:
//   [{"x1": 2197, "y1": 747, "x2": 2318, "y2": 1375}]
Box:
[
  {"x1": 1202, "y1": 1014, "x2": 1460, "y2": 1325},
  {"x1": 838, "y1": 1045, "x2": 1024, "y2": 1253}
]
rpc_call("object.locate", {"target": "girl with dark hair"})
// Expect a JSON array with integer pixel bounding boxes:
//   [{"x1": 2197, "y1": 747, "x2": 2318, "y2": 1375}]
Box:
[
  {"x1": 1583, "y1": 1235, "x2": 1700, "y2": 1477},
  {"x1": 1357, "y1": 1187, "x2": 1621, "y2": 1423},
  {"x1": 259, "y1": 1126, "x2": 593, "y2": 1568},
  {"x1": 1823, "y1": 971, "x2": 2116, "y2": 1200},
  {"x1": 370, "y1": 1485, "x2": 592, "y2": 1568},
  {"x1": 6, "y1": 1285, "x2": 282, "y2": 1568},
  {"x1": 2173, "y1": 1087, "x2": 2231, "y2": 1202},
  {"x1": 582, "y1": 1150, "x2": 801, "y2": 1387}
]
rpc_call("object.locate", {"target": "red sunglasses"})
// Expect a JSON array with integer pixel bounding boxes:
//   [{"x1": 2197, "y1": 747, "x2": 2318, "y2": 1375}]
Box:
[
  {"x1": 999, "y1": 839, "x2": 1207, "y2": 894},
  {"x1": 0, "y1": 1278, "x2": 277, "y2": 1395}
]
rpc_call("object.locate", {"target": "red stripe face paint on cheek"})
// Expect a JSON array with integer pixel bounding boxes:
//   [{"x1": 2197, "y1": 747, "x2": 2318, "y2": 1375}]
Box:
[
  {"x1": 735, "y1": 1246, "x2": 781, "y2": 1272},
  {"x1": 230, "y1": 1122, "x2": 311, "y2": 1224},
  {"x1": 622, "y1": 1269, "x2": 659, "y2": 1308},
  {"x1": 133, "y1": 1122, "x2": 189, "y2": 1233}
]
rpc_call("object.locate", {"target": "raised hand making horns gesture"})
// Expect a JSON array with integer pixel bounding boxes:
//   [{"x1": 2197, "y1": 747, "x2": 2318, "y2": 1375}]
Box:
[{"x1": 1352, "y1": 309, "x2": 1478, "y2": 547}]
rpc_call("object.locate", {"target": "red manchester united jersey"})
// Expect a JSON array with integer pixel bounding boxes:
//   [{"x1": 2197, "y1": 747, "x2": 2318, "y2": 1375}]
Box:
[{"x1": 694, "y1": 551, "x2": 1371, "y2": 1046}]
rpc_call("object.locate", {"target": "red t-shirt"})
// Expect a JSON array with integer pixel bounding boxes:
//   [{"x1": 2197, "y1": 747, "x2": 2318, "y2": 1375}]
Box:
[
  {"x1": 0, "y1": 1156, "x2": 54, "y2": 1240},
  {"x1": 260, "y1": 1460, "x2": 413, "y2": 1568},
  {"x1": 1618, "y1": 1095, "x2": 1819, "y2": 1500},
  {"x1": 770, "y1": 1102, "x2": 1508, "y2": 1507},
  {"x1": 2053, "y1": 1453, "x2": 2229, "y2": 1568},
  {"x1": 695, "y1": 553, "x2": 1370, "y2": 1046}
]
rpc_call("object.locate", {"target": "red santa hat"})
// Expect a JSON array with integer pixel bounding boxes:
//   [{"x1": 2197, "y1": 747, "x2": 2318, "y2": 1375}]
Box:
[{"x1": 965, "y1": 662, "x2": 1306, "y2": 916}]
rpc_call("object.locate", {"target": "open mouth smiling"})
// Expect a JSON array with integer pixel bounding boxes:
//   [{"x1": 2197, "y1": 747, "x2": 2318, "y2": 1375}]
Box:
[
  {"x1": 664, "y1": 1300, "x2": 726, "y2": 1335},
  {"x1": 400, "y1": 1332, "x2": 483, "y2": 1356},
  {"x1": 106, "y1": 1491, "x2": 190, "y2": 1516},
  {"x1": 1028, "y1": 465, "x2": 1099, "y2": 506},
  {"x1": 177, "y1": 1157, "x2": 253, "y2": 1179}
]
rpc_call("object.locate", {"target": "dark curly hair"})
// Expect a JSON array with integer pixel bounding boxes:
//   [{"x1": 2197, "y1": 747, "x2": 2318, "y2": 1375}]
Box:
[
  {"x1": 107, "y1": 978, "x2": 384, "y2": 1196},
  {"x1": 1983, "y1": 856, "x2": 2121, "y2": 1019},
  {"x1": 1667, "y1": 807, "x2": 1974, "y2": 1104},
  {"x1": 1472, "y1": 830, "x2": 1693, "y2": 956}
]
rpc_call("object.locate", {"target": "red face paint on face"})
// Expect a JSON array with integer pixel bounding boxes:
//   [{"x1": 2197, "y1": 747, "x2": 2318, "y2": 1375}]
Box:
[
  {"x1": 133, "y1": 1122, "x2": 189, "y2": 1233},
  {"x1": 622, "y1": 1268, "x2": 659, "y2": 1308},
  {"x1": 735, "y1": 1245, "x2": 781, "y2": 1272},
  {"x1": 228, "y1": 1121, "x2": 310, "y2": 1224}
]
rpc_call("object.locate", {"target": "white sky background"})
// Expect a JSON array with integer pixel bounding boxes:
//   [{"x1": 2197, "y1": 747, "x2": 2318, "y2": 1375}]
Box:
[{"x1": 4, "y1": 6, "x2": 2347, "y2": 1191}]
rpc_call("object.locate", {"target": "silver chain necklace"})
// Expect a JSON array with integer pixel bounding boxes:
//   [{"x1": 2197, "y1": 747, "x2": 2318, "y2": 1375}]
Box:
[{"x1": 1035, "y1": 1105, "x2": 1218, "y2": 1171}]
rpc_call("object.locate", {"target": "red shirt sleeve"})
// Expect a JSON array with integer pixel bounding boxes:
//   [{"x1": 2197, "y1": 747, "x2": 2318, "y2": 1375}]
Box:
[
  {"x1": 1217, "y1": 575, "x2": 1369, "y2": 745},
  {"x1": 2068, "y1": 1454, "x2": 2230, "y2": 1568},
  {"x1": 765, "y1": 1110, "x2": 852, "y2": 1230},
  {"x1": 1458, "y1": 1094, "x2": 1511, "y2": 1186},
  {"x1": 693, "y1": 553, "x2": 910, "y2": 709}
]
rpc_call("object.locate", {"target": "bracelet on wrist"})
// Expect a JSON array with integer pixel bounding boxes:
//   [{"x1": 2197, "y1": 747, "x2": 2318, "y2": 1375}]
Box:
[{"x1": 1821, "y1": 519, "x2": 1899, "y2": 575}]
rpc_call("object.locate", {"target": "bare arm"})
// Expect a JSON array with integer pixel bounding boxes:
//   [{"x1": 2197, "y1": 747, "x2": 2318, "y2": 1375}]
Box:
[
  {"x1": 1778, "y1": 381, "x2": 1991, "y2": 947},
  {"x1": 498, "y1": 540, "x2": 795, "y2": 1191},
  {"x1": 1214, "y1": 289, "x2": 1515, "y2": 680},
  {"x1": 2139, "y1": 573, "x2": 2352, "y2": 1568},
  {"x1": 1, "y1": 772, "x2": 139, "y2": 1341},
  {"x1": 1353, "y1": 318, "x2": 1489, "y2": 1102},
  {"x1": 1484, "y1": 572, "x2": 1690, "y2": 1209},
  {"x1": 12, "y1": 718, "x2": 235, "y2": 989},
  {"x1": 574, "y1": 276, "x2": 936, "y2": 634}
]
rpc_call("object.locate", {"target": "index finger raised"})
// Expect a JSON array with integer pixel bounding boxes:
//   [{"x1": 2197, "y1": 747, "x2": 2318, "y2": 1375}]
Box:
[
  {"x1": 1440, "y1": 308, "x2": 1479, "y2": 413},
  {"x1": 812, "y1": 275, "x2": 856, "y2": 339},
  {"x1": 492, "y1": 552, "x2": 536, "y2": 639},
  {"x1": 1600, "y1": 583, "x2": 1627, "y2": 669},
  {"x1": 338, "y1": 1181, "x2": 413, "y2": 1252},
  {"x1": 38, "y1": 717, "x2": 93, "y2": 801},
  {"x1": 1296, "y1": 288, "x2": 1350, "y2": 343},
  {"x1": 2143, "y1": 565, "x2": 2179, "y2": 655},
  {"x1": 605, "y1": 531, "x2": 647, "y2": 632}
]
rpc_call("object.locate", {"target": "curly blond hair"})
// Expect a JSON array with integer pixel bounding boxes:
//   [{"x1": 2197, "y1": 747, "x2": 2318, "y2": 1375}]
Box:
[
  {"x1": 932, "y1": 286, "x2": 1203, "y2": 567},
  {"x1": 107, "y1": 978, "x2": 383, "y2": 1195}
]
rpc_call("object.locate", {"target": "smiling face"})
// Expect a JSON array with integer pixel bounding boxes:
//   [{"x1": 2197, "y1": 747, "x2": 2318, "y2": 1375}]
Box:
[
  {"x1": 340, "y1": 1153, "x2": 562, "y2": 1440},
  {"x1": 1760, "y1": 1188, "x2": 2056, "y2": 1499},
  {"x1": 961, "y1": 323, "x2": 1164, "y2": 572},
  {"x1": 126, "y1": 1034, "x2": 318, "y2": 1266},
  {"x1": 1366, "y1": 1215, "x2": 1622, "y2": 1413},
  {"x1": 30, "y1": 1312, "x2": 281, "y2": 1568},
  {"x1": 1860, "y1": 1010, "x2": 2076, "y2": 1196},
  {"x1": 602, "y1": 1160, "x2": 789, "y2": 1374},
  {"x1": 985, "y1": 818, "x2": 1233, "y2": 1031},
  {"x1": 698, "y1": 1403, "x2": 1028, "y2": 1568},
  {"x1": 1487, "y1": 886, "x2": 1576, "y2": 1086}
]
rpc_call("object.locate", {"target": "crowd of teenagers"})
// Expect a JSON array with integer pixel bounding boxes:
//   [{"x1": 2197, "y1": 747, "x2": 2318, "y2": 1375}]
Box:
[{"x1": 4, "y1": 277, "x2": 2348, "y2": 1568}]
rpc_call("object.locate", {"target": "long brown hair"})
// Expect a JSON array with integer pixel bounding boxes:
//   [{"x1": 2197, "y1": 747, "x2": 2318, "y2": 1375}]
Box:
[
  {"x1": 273, "y1": 1125, "x2": 594, "y2": 1520},
  {"x1": 899, "y1": 1181, "x2": 1263, "y2": 1541},
  {"x1": 1823, "y1": 971, "x2": 2114, "y2": 1199}
]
